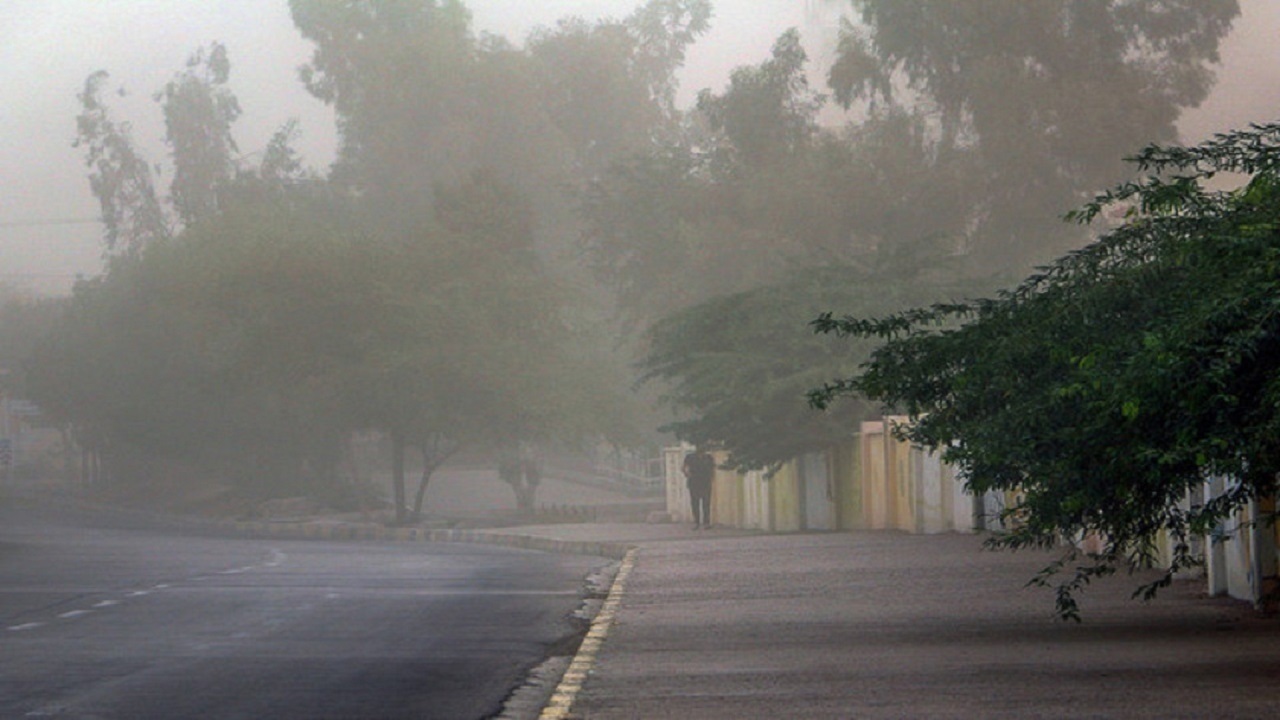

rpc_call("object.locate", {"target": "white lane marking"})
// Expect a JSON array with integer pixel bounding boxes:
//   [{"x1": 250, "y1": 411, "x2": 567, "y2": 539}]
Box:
[
  {"x1": 210, "y1": 548, "x2": 287, "y2": 576},
  {"x1": 8, "y1": 546, "x2": 295, "y2": 635}
]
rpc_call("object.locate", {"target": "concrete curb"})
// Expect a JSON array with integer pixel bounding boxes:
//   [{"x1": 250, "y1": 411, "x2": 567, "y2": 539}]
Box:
[
  {"x1": 10, "y1": 490, "x2": 637, "y2": 560},
  {"x1": 539, "y1": 546, "x2": 638, "y2": 720},
  {"x1": 205, "y1": 517, "x2": 635, "y2": 561}
]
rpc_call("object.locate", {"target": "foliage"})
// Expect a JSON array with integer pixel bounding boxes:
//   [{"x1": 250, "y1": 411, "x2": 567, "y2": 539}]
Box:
[
  {"x1": 811, "y1": 123, "x2": 1280, "y2": 619},
  {"x1": 588, "y1": 2, "x2": 1239, "y2": 475},
  {"x1": 74, "y1": 71, "x2": 170, "y2": 255},
  {"x1": 291, "y1": 0, "x2": 709, "y2": 250},
  {"x1": 583, "y1": 115, "x2": 978, "y2": 329},
  {"x1": 696, "y1": 28, "x2": 824, "y2": 167},
  {"x1": 0, "y1": 287, "x2": 65, "y2": 402},
  {"x1": 155, "y1": 41, "x2": 242, "y2": 227},
  {"x1": 830, "y1": 0, "x2": 1240, "y2": 269},
  {"x1": 623, "y1": 0, "x2": 713, "y2": 120},
  {"x1": 78, "y1": 42, "x2": 288, "y2": 254},
  {"x1": 288, "y1": 0, "x2": 703, "y2": 513},
  {"x1": 584, "y1": 31, "x2": 987, "y2": 466},
  {"x1": 26, "y1": 187, "x2": 378, "y2": 496},
  {"x1": 28, "y1": 161, "x2": 605, "y2": 516},
  {"x1": 642, "y1": 261, "x2": 977, "y2": 471},
  {"x1": 527, "y1": 0, "x2": 710, "y2": 176},
  {"x1": 291, "y1": 0, "x2": 479, "y2": 211}
]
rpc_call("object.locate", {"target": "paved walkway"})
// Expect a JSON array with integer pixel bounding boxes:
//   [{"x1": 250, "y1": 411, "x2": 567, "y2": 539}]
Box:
[{"x1": 501, "y1": 523, "x2": 1280, "y2": 720}]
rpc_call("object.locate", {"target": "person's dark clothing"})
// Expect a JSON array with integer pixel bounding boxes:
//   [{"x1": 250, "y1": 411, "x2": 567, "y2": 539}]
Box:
[{"x1": 682, "y1": 451, "x2": 715, "y2": 528}]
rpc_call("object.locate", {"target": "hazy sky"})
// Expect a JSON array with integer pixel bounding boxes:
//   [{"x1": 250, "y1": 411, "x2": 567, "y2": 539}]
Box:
[{"x1": 2, "y1": 0, "x2": 1277, "y2": 296}]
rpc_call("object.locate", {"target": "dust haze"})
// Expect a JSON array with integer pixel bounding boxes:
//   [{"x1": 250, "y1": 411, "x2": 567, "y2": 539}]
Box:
[{"x1": 0, "y1": 1, "x2": 1274, "y2": 523}]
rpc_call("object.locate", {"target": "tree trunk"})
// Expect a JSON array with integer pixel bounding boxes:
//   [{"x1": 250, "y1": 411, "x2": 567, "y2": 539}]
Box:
[
  {"x1": 391, "y1": 432, "x2": 406, "y2": 525},
  {"x1": 516, "y1": 484, "x2": 535, "y2": 514},
  {"x1": 411, "y1": 451, "x2": 432, "y2": 523},
  {"x1": 59, "y1": 425, "x2": 75, "y2": 487},
  {"x1": 410, "y1": 436, "x2": 461, "y2": 522}
]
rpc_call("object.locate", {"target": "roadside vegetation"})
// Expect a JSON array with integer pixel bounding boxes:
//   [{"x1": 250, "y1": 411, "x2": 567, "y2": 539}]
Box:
[{"x1": 5, "y1": 1, "x2": 1271, "y2": 615}]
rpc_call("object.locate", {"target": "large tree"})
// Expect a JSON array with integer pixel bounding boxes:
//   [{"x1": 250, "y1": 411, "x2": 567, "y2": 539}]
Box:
[
  {"x1": 289, "y1": 0, "x2": 708, "y2": 496},
  {"x1": 155, "y1": 41, "x2": 242, "y2": 227},
  {"x1": 641, "y1": 259, "x2": 974, "y2": 471},
  {"x1": 829, "y1": 0, "x2": 1239, "y2": 270},
  {"x1": 74, "y1": 71, "x2": 171, "y2": 256},
  {"x1": 291, "y1": 0, "x2": 478, "y2": 208},
  {"x1": 26, "y1": 186, "x2": 380, "y2": 498},
  {"x1": 588, "y1": 35, "x2": 983, "y2": 461},
  {"x1": 362, "y1": 171, "x2": 601, "y2": 522},
  {"x1": 527, "y1": 0, "x2": 710, "y2": 178},
  {"x1": 291, "y1": 0, "x2": 709, "y2": 251},
  {"x1": 811, "y1": 123, "x2": 1280, "y2": 619},
  {"x1": 582, "y1": 30, "x2": 981, "y2": 332}
]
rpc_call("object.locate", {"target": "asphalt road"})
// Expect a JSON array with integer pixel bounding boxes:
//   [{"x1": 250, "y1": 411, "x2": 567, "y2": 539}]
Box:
[{"x1": 0, "y1": 503, "x2": 608, "y2": 719}]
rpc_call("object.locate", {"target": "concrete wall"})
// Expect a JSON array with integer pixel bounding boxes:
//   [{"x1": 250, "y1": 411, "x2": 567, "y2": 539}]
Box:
[
  {"x1": 884, "y1": 417, "x2": 918, "y2": 532},
  {"x1": 916, "y1": 449, "x2": 948, "y2": 534},
  {"x1": 663, "y1": 433, "x2": 1277, "y2": 608},
  {"x1": 860, "y1": 422, "x2": 888, "y2": 529},
  {"x1": 660, "y1": 448, "x2": 799, "y2": 532},
  {"x1": 662, "y1": 421, "x2": 984, "y2": 537},
  {"x1": 770, "y1": 461, "x2": 802, "y2": 533},
  {"x1": 709, "y1": 450, "x2": 740, "y2": 529},
  {"x1": 800, "y1": 452, "x2": 836, "y2": 530},
  {"x1": 831, "y1": 442, "x2": 861, "y2": 530},
  {"x1": 1203, "y1": 476, "x2": 1279, "y2": 607},
  {"x1": 742, "y1": 468, "x2": 771, "y2": 531},
  {"x1": 664, "y1": 445, "x2": 692, "y2": 523}
]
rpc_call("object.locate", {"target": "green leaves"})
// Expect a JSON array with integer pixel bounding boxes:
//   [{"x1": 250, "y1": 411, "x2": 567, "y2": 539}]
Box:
[
  {"x1": 642, "y1": 264, "x2": 980, "y2": 471},
  {"x1": 818, "y1": 122, "x2": 1280, "y2": 617},
  {"x1": 1120, "y1": 400, "x2": 1141, "y2": 421}
]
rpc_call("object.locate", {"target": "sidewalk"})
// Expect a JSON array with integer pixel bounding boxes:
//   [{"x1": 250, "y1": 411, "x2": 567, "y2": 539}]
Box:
[{"x1": 504, "y1": 522, "x2": 1280, "y2": 720}]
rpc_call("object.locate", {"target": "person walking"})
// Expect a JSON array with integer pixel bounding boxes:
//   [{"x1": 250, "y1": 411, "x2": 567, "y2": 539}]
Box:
[{"x1": 682, "y1": 445, "x2": 715, "y2": 530}]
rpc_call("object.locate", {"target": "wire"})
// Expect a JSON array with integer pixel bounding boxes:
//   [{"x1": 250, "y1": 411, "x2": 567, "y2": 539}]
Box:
[{"x1": 0, "y1": 218, "x2": 103, "y2": 229}]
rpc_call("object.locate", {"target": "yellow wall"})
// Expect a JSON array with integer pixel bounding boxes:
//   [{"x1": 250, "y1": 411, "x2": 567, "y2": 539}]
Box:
[
  {"x1": 831, "y1": 442, "x2": 861, "y2": 530},
  {"x1": 710, "y1": 450, "x2": 741, "y2": 528},
  {"x1": 885, "y1": 417, "x2": 916, "y2": 532},
  {"x1": 770, "y1": 461, "x2": 801, "y2": 532},
  {"x1": 860, "y1": 422, "x2": 887, "y2": 529}
]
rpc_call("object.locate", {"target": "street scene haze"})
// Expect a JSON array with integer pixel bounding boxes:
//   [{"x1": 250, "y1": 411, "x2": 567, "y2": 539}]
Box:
[{"x1": 3, "y1": 1, "x2": 1280, "y2": 718}]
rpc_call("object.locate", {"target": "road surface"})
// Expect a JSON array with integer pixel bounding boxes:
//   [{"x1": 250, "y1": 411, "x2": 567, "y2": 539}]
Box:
[{"x1": 0, "y1": 503, "x2": 606, "y2": 719}]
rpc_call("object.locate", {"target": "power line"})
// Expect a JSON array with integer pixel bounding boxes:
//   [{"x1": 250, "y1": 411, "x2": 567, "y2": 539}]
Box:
[
  {"x1": 0, "y1": 217, "x2": 103, "y2": 229},
  {"x1": 0, "y1": 273, "x2": 90, "y2": 279}
]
